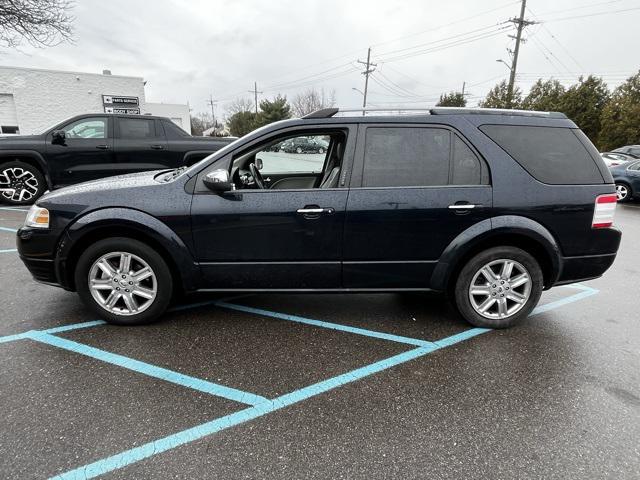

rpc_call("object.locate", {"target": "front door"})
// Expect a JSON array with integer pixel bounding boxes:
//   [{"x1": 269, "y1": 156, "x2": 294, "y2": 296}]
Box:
[
  {"x1": 343, "y1": 125, "x2": 493, "y2": 289},
  {"x1": 190, "y1": 127, "x2": 355, "y2": 290},
  {"x1": 46, "y1": 116, "x2": 114, "y2": 186}
]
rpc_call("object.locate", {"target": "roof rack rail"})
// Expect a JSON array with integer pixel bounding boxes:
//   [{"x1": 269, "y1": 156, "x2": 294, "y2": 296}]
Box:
[
  {"x1": 429, "y1": 107, "x2": 567, "y2": 119},
  {"x1": 302, "y1": 107, "x2": 567, "y2": 119},
  {"x1": 302, "y1": 107, "x2": 339, "y2": 119}
]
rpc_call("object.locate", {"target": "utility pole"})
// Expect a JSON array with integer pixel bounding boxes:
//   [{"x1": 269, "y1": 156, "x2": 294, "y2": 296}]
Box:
[
  {"x1": 506, "y1": 0, "x2": 535, "y2": 107},
  {"x1": 357, "y1": 48, "x2": 377, "y2": 116},
  {"x1": 461, "y1": 81, "x2": 466, "y2": 97},
  {"x1": 248, "y1": 81, "x2": 263, "y2": 114},
  {"x1": 207, "y1": 94, "x2": 217, "y2": 127}
]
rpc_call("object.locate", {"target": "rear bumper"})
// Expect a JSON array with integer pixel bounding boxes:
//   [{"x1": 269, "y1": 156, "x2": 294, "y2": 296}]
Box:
[{"x1": 556, "y1": 252, "x2": 617, "y2": 286}]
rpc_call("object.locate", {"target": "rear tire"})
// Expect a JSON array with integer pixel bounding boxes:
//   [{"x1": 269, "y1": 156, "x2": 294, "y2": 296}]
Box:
[
  {"x1": 75, "y1": 237, "x2": 173, "y2": 325},
  {"x1": 0, "y1": 161, "x2": 46, "y2": 205},
  {"x1": 453, "y1": 246, "x2": 543, "y2": 329}
]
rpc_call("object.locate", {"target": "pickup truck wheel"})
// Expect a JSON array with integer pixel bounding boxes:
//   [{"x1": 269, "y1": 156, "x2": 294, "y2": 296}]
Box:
[
  {"x1": 454, "y1": 246, "x2": 543, "y2": 329},
  {"x1": 75, "y1": 238, "x2": 173, "y2": 325},
  {"x1": 0, "y1": 161, "x2": 46, "y2": 205}
]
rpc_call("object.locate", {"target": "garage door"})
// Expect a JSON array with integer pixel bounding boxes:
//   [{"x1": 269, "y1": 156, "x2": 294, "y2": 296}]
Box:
[{"x1": 0, "y1": 94, "x2": 19, "y2": 134}]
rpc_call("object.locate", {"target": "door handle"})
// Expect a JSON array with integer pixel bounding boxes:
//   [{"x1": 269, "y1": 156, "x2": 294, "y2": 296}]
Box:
[
  {"x1": 150, "y1": 144, "x2": 165, "y2": 150},
  {"x1": 296, "y1": 207, "x2": 335, "y2": 215},
  {"x1": 447, "y1": 204, "x2": 479, "y2": 209},
  {"x1": 96, "y1": 144, "x2": 110, "y2": 150}
]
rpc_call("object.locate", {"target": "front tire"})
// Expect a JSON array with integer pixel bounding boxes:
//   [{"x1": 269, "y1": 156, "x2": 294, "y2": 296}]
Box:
[
  {"x1": 453, "y1": 246, "x2": 543, "y2": 329},
  {"x1": 0, "y1": 161, "x2": 46, "y2": 205},
  {"x1": 75, "y1": 238, "x2": 173, "y2": 325},
  {"x1": 616, "y1": 182, "x2": 632, "y2": 202}
]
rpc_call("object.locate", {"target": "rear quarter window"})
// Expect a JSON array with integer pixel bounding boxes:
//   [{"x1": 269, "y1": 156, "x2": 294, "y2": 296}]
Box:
[{"x1": 479, "y1": 124, "x2": 605, "y2": 185}]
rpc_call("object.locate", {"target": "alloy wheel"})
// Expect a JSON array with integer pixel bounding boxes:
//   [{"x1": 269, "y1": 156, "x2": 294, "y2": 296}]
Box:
[
  {"x1": 0, "y1": 167, "x2": 39, "y2": 203},
  {"x1": 88, "y1": 251, "x2": 157, "y2": 316},
  {"x1": 468, "y1": 259, "x2": 532, "y2": 320},
  {"x1": 616, "y1": 184, "x2": 628, "y2": 201}
]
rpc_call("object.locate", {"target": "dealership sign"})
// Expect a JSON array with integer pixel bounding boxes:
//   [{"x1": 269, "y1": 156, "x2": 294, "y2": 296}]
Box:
[
  {"x1": 102, "y1": 95, "x2": 140, "y2": 114},
  {"x1": 104, "y1": 106, "x2": 141, "y2": 114}
]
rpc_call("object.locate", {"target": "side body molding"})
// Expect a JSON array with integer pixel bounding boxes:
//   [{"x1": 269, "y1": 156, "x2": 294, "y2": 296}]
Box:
[
  {"x1": 430, "y1": 215, "x2": 562, "y2": 291},
  {"x1": 56, "y1": 207, "x2": 200, "y2": 291}
]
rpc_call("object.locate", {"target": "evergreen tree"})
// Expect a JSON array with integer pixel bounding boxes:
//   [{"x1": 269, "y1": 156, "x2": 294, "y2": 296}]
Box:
[
  {"x1": 436, "y1": 91, "x2": 466, "y2": 107},
  {"x1": 599, "y1": 70, "x2": 640, "y2": 150},
  {"x1": 479, "y1": 80, "x2": 522, "y2": 109},
  {"x1": 521, "y1": 79, "x2": 566, "y2": 112},
  {"x1": 254, "y1": 95, "x2": 292, "y2": 128},
  {"x1": 559, "y1": 75, "x2": 609, "y2": 147},
  {"x1": 227, "y1": 111, "x2": 257, "y2": 137}
]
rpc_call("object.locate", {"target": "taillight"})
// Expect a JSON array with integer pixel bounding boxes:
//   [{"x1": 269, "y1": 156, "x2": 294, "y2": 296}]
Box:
[{"x1": 592, "y1": 194, "x2": 617, "y2": 228}]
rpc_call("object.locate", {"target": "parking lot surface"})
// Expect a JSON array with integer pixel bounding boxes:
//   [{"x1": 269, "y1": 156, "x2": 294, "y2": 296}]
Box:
[{"x1": 1, "y1": 204, "x2": 639, "y2": 479}]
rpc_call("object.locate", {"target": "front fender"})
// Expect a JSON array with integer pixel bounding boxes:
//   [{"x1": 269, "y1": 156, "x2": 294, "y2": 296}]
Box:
[
  {"x1": 56, "y1": 207, "x2": 200, "y2": 291},
  {"x1": 430, "y1": 215, "x2": 562, "y2": 291}
]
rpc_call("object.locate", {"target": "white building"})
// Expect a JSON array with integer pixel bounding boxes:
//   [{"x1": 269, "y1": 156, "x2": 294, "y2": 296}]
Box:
[{"x1": 0, "y1": 66, "x2": 191, "y2": 135}]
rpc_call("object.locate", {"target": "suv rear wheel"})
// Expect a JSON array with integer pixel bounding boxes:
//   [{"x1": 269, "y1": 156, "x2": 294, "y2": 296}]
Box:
[
  {"x1": 75, "y1": 238, "x2": 173, "y2": 325},
  {"x1": 0, "y1": 161, "x2": 46, "y2": 205},
  {"x1": 454, "y1": 246, "x2": 543, "y2": 328}
]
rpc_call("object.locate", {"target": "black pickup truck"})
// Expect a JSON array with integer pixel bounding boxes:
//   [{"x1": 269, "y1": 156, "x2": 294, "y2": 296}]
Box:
[{"x1": 0, "y1": 113, "x2": 234, "y2": 205}]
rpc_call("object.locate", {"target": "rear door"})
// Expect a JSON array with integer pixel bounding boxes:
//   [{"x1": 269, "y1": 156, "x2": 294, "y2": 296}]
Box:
[
  {"x1": 45, "y1": 116, "x2": 114, "y2": 186},
  {"x1": 343, "y1": 124, "x2": 492, "y2": 289},
  {"x1": 114, "y1": 117, "x2": 174, "y2": 173}
]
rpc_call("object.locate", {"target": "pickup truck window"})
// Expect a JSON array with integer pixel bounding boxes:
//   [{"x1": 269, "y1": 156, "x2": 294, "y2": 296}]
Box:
[
  {"x1": 118, "y1": 118, "x2": 159, "y2": 139},
  {"x1": 63, "y1": 118, "x2": 107, "y2": 139}
]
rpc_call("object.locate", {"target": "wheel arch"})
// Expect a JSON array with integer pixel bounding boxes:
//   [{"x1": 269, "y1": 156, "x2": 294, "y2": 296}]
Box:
[
  {"x1": 57, "y1": 208, "x2": 200, "y2": 292},
  {"x1": 431, "y1": 216, "x2": 562, "y2": 294}
]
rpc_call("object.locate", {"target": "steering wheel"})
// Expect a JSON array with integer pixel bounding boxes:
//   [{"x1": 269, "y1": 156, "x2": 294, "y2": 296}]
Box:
[{"x1": 249, "y1": 162, "x2": 265, "y2": 189}]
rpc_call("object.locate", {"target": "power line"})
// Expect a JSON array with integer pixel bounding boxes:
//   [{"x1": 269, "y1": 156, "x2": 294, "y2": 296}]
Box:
[{"x1": 542, "y1": 6, "x2": 640, "y2": 22}]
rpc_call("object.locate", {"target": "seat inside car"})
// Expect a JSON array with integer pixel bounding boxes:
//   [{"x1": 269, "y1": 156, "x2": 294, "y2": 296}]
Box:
[{"x1": 319, "y1": 141, "x2": 342, "y2": 188}]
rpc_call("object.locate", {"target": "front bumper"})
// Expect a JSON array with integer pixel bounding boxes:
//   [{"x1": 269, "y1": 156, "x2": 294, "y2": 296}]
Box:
[{"x1": 16, "y1": 226, "x2": 64, "y2": 288}]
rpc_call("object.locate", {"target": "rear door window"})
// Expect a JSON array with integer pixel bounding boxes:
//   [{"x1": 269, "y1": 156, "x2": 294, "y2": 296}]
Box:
[
  {"x1": 480, "y1": 124, "x2": 605, "y2": 184},
  {"x1": 362, "y1": 127, "x2": 450, "y2": 187},
  {"x1": 118, "y1": 118, "x2": 158, "y2": 139}
]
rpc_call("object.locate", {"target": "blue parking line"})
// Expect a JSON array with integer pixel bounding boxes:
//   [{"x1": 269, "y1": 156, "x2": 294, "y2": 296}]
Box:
[
  {"x1": 531, "y1": 284, "x2": 599, "y2": 316},
  {"x1": 0, "y1": 331, "x2": 33, "y2": 344},
  {"x1": 215, "y1": 301, "x2": 436, "y2": 348},
  {"x1": 0, "y1": 226, "x2": 17, "y2": 233},
  {"x1": 0, "y1": 248, "x2": 17, "y2": 253},
  {"x1": 50, "y1": 327, "x2": 489, "y2": 480},
  {"x1": 27, "y1": 332, "x2": 268, "y2": 406},
  {"x1": 41, "y1": 321, "x2": 107, "y2": 334}
]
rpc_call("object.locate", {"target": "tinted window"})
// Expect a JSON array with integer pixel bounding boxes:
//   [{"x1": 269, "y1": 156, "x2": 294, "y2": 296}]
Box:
[
  {"x1": 451, "y1": 135, "x2": 483, "y2": 185},
  {"x1": 119, "y1": 118, "x2": 157, "y2": 139},
  {"x1": 629, "y1": 161, "x2": 640, "y2": 171},
  {"x1": 63, "y1": 117, "x2": 106, "y2": 139},
  {"x1": 480, "y1": 125, "x2": 604, "y2": 184},
  {"x1": 363, "y1": 127, "x2": 450, "y2": 187}
]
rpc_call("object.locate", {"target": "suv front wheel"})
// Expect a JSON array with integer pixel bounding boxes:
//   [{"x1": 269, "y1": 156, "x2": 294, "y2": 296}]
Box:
[
  {"x1": 75, "y1": 238, "x2": 173, "y2": 325},
  {"x1": 454, "y1": 246, "x2": 543, "y2": 329}
]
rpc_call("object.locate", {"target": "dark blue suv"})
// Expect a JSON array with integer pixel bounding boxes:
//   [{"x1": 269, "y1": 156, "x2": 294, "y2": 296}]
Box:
[{"x1": 16, "y1": 108, "x2": 621, "y2": 328}]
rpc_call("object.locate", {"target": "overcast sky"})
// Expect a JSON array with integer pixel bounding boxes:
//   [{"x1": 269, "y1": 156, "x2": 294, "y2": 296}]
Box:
[{"x1": 2, "y1": 0, "x2": 639, "y2": 118}]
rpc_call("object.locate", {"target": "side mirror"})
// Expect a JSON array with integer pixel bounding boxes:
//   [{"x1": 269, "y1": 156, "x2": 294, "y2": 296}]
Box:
[
  {"x1": 52, "y1": 130, "x2": 66, "y2": 144},
  {"x1": 203, "y1": 169, "x2": 234, "y2": 193},
  {"x1": 254, "y1": 157, "x2": 263, "y2": 170}
]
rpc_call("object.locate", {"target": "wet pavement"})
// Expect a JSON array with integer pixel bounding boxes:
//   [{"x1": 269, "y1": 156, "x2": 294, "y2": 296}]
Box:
[{"x1": 0, "y1": 203, "x2": 638, "y2": 479}]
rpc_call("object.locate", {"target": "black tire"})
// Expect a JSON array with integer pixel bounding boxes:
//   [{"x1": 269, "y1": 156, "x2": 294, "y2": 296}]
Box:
[
  {"x1": 615, "y1": 182, "x2": 632, "y2": 203},
  {"x1": 453, "y1": 246, "x2": 543, "y2": 329},
  {"x1": 318, "y1": 147, "x2": 325, "y2": 154},
  {"x1": 0, "y1": 161, "x2": 46, "y2": 205},
  {"x1": 74, "y1": 237, "x2": 173, "y2": 325},
  {"x1": 296, "y1": 147, "x2": 303, "y2": 154}
]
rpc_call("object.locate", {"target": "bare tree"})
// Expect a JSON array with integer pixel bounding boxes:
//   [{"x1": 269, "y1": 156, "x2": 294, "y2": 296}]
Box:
[
  {"x1": 223, "y1": 97, "x2": 254, "y2": 121},
  {"x1": 0, "y1": 0, "x2": 74, "y2": 49},
  {"x1": 291, "y1": 88, "x2": 336, "y2": 117}
]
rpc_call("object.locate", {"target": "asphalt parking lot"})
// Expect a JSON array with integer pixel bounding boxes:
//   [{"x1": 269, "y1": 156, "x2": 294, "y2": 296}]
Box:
[{"x1": 1, "y1": 204, "x2": 639, "y2": 479}]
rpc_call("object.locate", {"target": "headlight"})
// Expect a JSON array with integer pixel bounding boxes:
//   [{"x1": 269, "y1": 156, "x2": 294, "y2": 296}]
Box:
[{"x1": 24, "y1": 205, "x2": 50, "y2": 229}]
